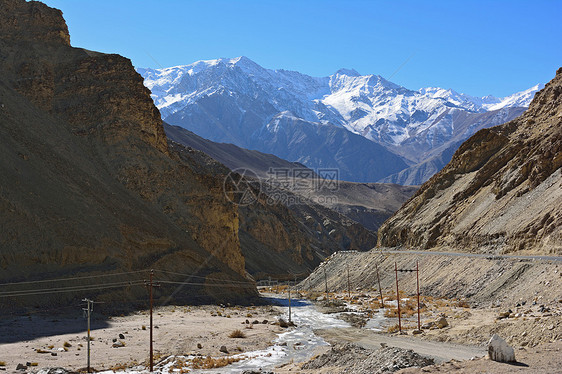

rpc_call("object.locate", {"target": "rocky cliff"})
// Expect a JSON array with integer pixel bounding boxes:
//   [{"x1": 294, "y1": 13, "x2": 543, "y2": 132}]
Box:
[
  {"x1": 0, "y1": 0, "x2": 255, "y2": 309},
  {"x1": 378, "y1": 68, "x2": 562, "y2": 255}
]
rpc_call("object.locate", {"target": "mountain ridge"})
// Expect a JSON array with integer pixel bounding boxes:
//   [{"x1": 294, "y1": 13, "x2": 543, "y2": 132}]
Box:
[{"x1": 139, "y1": 57, "x2": 537, "y2": 184}]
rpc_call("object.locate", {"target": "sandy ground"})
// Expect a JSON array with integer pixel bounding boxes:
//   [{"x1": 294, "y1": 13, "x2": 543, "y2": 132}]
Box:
[
  {"x1": 398, "y1": 340, "x2": 562, "y2": 374},
  {"x1": 1, "y1": 289, "x2": 561, "y2": 373},
  {"x1": 0, "y1": 304, "x2": 283, "y2": 373}
]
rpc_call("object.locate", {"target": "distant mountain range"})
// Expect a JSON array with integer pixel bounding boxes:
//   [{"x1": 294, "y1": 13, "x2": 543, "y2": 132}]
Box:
[{"x1": 139, "y1": 57, "x2": 541, "y2": 184}]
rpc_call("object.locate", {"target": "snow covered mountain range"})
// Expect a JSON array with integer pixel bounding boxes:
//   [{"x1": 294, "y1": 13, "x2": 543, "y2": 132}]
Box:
[{"x1": 138, "y1": 57, "x2": 541, "y2": 184}]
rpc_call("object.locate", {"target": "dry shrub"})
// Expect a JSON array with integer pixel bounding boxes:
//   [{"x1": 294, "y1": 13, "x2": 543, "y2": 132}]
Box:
[
  {"x1": 191, "y1": 355, "x2": 244, "y2": 369},
  {"x1": 63, "y1": 341, "x2": 72, "y2": 348},
  {"x1": 401, "y1": 299, "x2": 418, "y2": 317},
  {"x1": 387, "y1": 323, "x2": 400, "y2": 333},
  {"x1": 0, "y1": 362, "x2": 6, "y2": 367},
  {"x1": 171, "y1": 357, "x2": 187, "y2": 370},
  {"x1": 229, "y1": 329, "x2": 246, "y2": 338},
  {"x1": 109, "y1": 362, "x2": 132, "y2": 371},
  {"x1": 384, "y1": 307, "x2": 399, "y2": 318}
]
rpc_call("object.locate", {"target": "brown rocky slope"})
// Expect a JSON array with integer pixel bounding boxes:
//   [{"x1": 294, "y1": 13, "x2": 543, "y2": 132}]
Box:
[
  {"x1": 0, "y1": 0, "x2": 378, "y2": 312},
  {"x1": 0, "y1": 0, "x2": 259, "y2": 309},
  {"x1": 378, "y1": 68, "x2": 562, "y2": 255}
]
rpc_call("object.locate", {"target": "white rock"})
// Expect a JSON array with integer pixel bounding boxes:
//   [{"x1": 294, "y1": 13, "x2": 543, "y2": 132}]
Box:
[{"x1": 488, "y1": 334, "x2": 516, "y2": 362}]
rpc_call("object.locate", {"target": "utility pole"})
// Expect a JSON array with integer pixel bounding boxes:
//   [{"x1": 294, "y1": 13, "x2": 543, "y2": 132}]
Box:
[
  {"x1": 394, "y1": 262, "x2": 401, "y2": 333},
  {"x1": 376, "y1": 263, "x2": 384, "y2": 308},
  {"x1": 288, "y1": 283, "x2": 292, "y2": 323},
  {"x1": 323, "y1": 267, "x2": 328, "y2": 299},
  {"x1": 346, "y1": 264, "x2": 351, "y2": 300},
  {"x1": 416, "y1": 261, "x2": 421, "y2": 331},
  {"x1": 145, "y1": 269, "x2": 160, "y2": 372},
  {"x1": 82, "y1": 299, "x2": 94, "y2": 373}
]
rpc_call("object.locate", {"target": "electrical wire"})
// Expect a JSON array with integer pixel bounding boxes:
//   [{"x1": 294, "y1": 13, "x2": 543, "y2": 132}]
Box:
[
  {"x1": 0, "y1": 269, "x2": 149, "y2": 286},
  {"x1": 157, "y1": 280, "x2": 254, "y2": 288},
  {"x1": 0, "y1": 281, "x2": 146, "y2": 298},
  {"x1": 154, "y1": 269, "x2": 255, "y2": 285}
]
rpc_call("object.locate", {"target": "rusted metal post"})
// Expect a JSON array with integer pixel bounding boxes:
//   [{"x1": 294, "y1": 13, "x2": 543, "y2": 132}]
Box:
[
  {"x1": 346, "y1": 264, "x2": 351, "y2": 300},
  {"x1": 149, "y1": 269, "x2": 154, "y2": 372},
  {"x1": 376, "y1": 263, "x2": 384, "y2": 308},
  {"x1": 323, "y1": 267, "x2": 328, "y2": 299},
  {"x1": 416, "y1": 261, "x2": 421, "y2": 331},
  {"x1": 288, "y1": 284, "x2": 292, "y2": 323},
  {"x1": 395, "y1": 262, "x2": 401, "y2": 333}
]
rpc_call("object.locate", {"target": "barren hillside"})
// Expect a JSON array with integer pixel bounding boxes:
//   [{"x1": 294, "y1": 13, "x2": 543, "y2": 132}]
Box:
[{"x1": 378, "y1": 68, "x2": 562, "y2": 255}]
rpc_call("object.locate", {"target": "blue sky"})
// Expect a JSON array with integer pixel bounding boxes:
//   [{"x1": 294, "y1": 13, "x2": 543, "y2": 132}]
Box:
[{"x1": 43, "y1": 0, "x2": 561, "y2": 97}]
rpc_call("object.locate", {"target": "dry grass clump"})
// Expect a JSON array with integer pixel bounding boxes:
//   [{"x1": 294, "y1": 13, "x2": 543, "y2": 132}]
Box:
[
  {"x1": 191, "y1": 355, "x2": 244, "y2": 369},
  {"x1": 384, "y1": 298, "x2": 425, "y2": 318},
  {"x1": 229, "y1": 329, "x2": 246, "y2": 338},
  {"x1": 0, "y1": 361, "x2": 6, "y2": 367},
  {"x1": 63, "y1": 341, "x2": 72, "y2": 348},
  {"x1": 455, "y1": 299, "x2": 470, "y2": 308},
  {"x1": 387, "y1": 323, "x2": 400, "y2": 333}
]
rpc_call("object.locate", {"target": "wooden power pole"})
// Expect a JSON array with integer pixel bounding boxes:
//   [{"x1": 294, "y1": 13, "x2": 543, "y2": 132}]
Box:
[
  {"x1": 82, "y1": 298, "x2": 94, "y2": 373},
  {"x1": 394, "y1": 262, "x2": 401, "y2": 333},
  {"x1": 288, "y1": 283, "x2": 292, "y2": 323},
  {"x1": 323, "y1": 267, "x2": 328, "y2": 299},
  {"x1": 376, "y1": 263, "x2": 384, "y2": 308},
  {"x1": 145, "y1": 269, "x2": 160, "y2": 372},
  {"x1": 346, "y1": 264, "x2": 351, "y2": 300},
  {"x1": 416, "y1": 261, "x2": 421, "y2": 331}
]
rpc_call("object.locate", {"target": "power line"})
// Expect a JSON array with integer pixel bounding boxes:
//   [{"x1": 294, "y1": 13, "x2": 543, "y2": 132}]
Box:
[
  {"x1": 154, "y1": 269, "x2": 254, "y2": 285},
  {"x1": 157, "y1": 280, "x2": 254, "y2": 288},
  {"x1": 0, "y1": 281, "x2": 146, "y2": 298},
  {"x1": 0, "y1": 270, "x2": 148, "y2": 286}
]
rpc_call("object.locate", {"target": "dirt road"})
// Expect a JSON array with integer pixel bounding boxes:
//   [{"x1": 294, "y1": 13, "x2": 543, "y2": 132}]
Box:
[
  {"x1": 377, "y1": 249, "x2": 562, "y2": 262},
  {"x1": 315, "y1": 327, "x2": 486, "y2": 363}
]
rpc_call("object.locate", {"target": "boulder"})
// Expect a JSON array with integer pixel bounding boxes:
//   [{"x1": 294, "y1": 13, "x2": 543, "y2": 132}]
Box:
[
  {"x1": 421, "y1": 321, "x2": 434, "y2": 329},
  {"x1": 219, "y1": 345, "x2": 229, "y2": 354},
  {"x1": 497, "y1": 311, "x2": 510, "y2": 319},
  {"x1": 488, "y1": 334, "x2": 516, "y2": 363},
  {"x1": 435, "y1": 317, "x2": 448, "y2": 329}
]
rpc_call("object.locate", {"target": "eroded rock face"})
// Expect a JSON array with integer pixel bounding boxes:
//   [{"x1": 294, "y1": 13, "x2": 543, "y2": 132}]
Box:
[
  {"x1": 378, "y1": 68, "x2": 562, "y2": 255},
  {"x1": 0, "y1": 0, "x2": 70, "y2": 45},
  {"x1": 0, "y1": 0, "x2": 253, "y2": 308}
]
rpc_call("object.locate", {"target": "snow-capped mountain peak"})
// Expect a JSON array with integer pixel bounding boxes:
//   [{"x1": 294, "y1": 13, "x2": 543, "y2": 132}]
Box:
[
  {"x1": 138, "y1": 57, "x2": 540, "y2": 145},
  {"x1": 334, "y1": 68, "x2": 361, "y2": 77},
  {"x1": 138, "y1": 57, "x2": 541, "y2": 183}
]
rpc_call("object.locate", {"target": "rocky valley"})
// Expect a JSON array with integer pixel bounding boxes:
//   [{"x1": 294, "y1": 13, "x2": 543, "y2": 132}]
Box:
[
  {"x1": 0, "y1": 0, "x2": 375, "y2": 311},
  {"x1": 1, "y1": 0, "x2": 561, "y2": 373}
]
